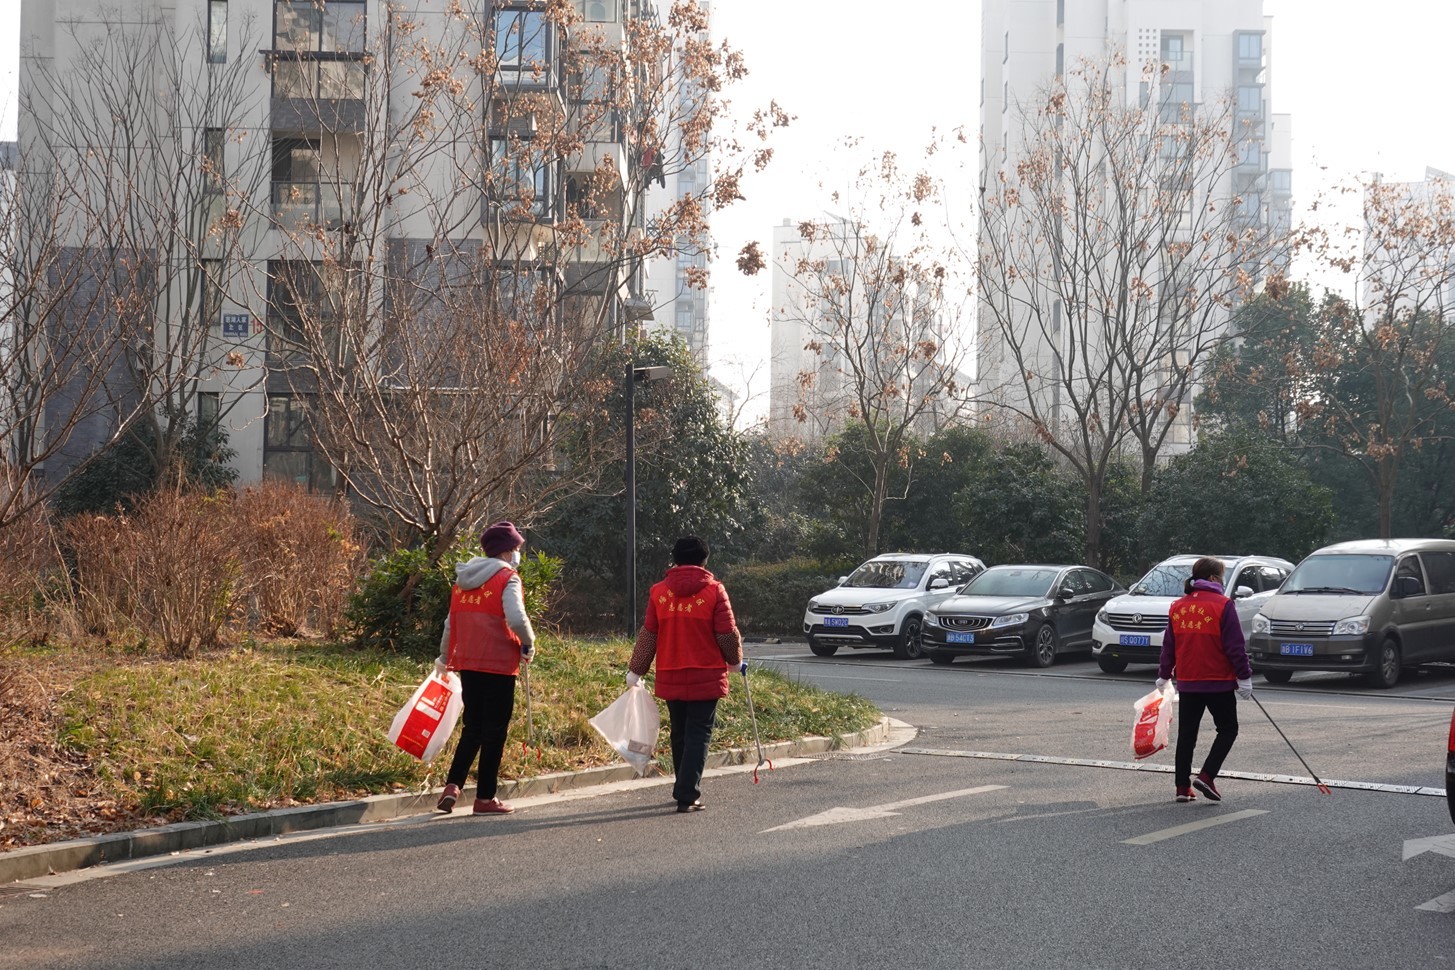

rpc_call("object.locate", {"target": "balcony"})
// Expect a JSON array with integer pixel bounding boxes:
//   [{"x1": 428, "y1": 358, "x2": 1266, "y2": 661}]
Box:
[{"x1": 272, "y1": 181, "x2": 353, "y2": 229}]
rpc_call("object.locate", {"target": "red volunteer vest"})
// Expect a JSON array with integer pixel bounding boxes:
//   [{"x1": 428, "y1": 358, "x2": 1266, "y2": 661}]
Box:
[
  {"x1": 651, "y1": 578, "x2": 729, "y2": 701},
  {"x1": 446, "y1": 568, "x2": 521, "y2": 676},
  {"x1": 1168, "y1": 590, "x2": 1237, "y2": 684}
]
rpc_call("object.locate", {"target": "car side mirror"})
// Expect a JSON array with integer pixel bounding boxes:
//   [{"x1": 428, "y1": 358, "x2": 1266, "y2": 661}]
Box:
[
  {"x1": 1394, "y1": 576, "x2": 1422, "y2": 598},
  {"x1": 1234, "y1": 585, "x2": 1254, "y2": 599},
  {"x1": 1057, "y1": 585, "x2": 1075, "y2": 599},
  {"x1": 929, "y1": 578, "x2": 950, "y2": 590},
  {"x1": 837, "y1": 576, "x2": 848, "y2": 586}
]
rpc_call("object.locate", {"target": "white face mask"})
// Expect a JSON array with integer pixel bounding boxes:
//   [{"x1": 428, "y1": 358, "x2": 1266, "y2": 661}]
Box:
[{"x1": 507, "y1": 550, "x2": 522, "y2": 567}]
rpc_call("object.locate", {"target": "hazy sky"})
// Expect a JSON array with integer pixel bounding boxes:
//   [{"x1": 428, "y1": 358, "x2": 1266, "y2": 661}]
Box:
[{"x1": 4, "y1": 0, "x2": 1454, "y2": 424}]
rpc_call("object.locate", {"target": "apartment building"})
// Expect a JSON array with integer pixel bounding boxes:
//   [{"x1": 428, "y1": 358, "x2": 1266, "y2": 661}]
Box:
[
  {"x1": 978, "y1": 0, "x2": 1293, "y2": 451},
  {"x1": 15, "y1": 0, "x2": 674, "y2": 489}
]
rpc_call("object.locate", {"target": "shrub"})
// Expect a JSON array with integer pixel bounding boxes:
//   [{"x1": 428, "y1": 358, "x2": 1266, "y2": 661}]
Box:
[
  {"x1": 346, "y1": 543, "x2": 564, "y2": 657},
  {"x1": 719, "y1": 557, "x2": 847, "y2": 635},
  {"x1": 62, "y1": 489, "x2": 238, "y2": 658},
  {"x1": 230, "y1": 481, "x2": 365, "y2": 637},
  {"x1": 0, "y1": 491, "x2": 64, "y2": 643}
]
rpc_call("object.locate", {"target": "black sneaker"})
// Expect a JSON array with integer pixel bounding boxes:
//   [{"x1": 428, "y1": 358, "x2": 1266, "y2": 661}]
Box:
[{"x1": 1193, "y1": 773, "x2": 1222, "y2": 802}]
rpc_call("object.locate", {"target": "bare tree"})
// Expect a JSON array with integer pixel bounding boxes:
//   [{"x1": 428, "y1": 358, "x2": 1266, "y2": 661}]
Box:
[
  {"x1": 776, "y1": 144, "x2": 975, "y2": 557},
  {"x1": 1290, "y1": 175, "x2": 1455, "y2": 537},
  {"x1": 256, "y1": 0, "x2": 783, "y2": 558},
  {"x1": 18, "y1": 9, "x2": 271, "y2": 493},
  {"x1": 977, "y1": 55, "x2": 1285, "y2": 567}
]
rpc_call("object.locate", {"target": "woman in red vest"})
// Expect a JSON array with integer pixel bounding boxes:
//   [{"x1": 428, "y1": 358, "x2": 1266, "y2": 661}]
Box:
[
  {"x1": 434, "y1": 521, "x2": 536, "y2": 815},
  {"x1": 1157, "y1": 557, "x2": 1254, "y2": 803},
  {"x1": 627, "y1": 535, "x2": 744, "y2": 813}
]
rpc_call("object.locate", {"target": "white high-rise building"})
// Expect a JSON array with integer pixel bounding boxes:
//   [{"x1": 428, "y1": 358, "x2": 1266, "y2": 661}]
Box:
[{"x1": 979, "y1": 0, "x2": 1293, "y2": 447}]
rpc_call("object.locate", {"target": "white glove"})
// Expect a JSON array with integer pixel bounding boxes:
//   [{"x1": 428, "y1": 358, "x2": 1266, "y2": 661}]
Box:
[
  {"x1": 626, "y1": 671, "x2": 641, "y2": 688},
  {"x1": 433, "y1": 657, "x2": 448, "y2": 678},
  {"x1": 1155, "y1": 678, "x2": 1169, "y2": 691},
  {"x1": 1236, "y1": 678, "x2": 1253, "y2": 700}
]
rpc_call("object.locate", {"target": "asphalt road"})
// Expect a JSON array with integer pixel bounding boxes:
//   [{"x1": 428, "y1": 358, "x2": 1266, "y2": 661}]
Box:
[{"x1": 3, "y1": 643, "x2": 1453, "y2": 970}]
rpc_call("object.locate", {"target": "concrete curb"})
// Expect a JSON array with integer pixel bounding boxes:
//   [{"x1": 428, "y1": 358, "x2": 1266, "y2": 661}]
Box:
[{"x1": 0, "y1": 716, "x2": 896, "y2": 886}]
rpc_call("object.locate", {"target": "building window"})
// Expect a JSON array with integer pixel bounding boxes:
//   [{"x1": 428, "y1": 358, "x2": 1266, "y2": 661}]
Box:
[
  {"x1": 201, "y1": 258, "x2": 224, "y2": 326},
  {"x1": 496, "y1": 7, "x2": 551, "y2": 73},
  {"x1": 203, "y1": 128, "x2": 226, "y2": 192},
  {"x1": 1237, "y1": 32, "x2": 1263, "y2": 64},
  {"x1": 582, "y1": 0, "x2": 616, "y2": 22},
  {"x1": 267, "y1": 260, "x2": 344, "y2": 354},
  {"x1": 1236, "y1": 85, "x2": 1262, "y2": 116},
  {"x1": 1056, "y1": 0, "x2": 1064, "y2": 26},
  {"x1": 264, "y1": 394, "x2": 333, "y2": 491},
  {"x1": 197, "y1": 391, "x2": 221, "y2": 431},
  {"x1": 488, "y1": 137, "x2": 552, "y2": 218},
  {"x1": 1055, "y1": 43, "x2": 1063, "y2": 77},
  {"x1": 272, "y1": 1, "x2": 366, "y2": 99},
  {"x1": 208, "y1": 0, "x2": 228, "y2": 63},
  {"x1": 1161, "y1": 32, "x2": 1190, "y2": 72}
]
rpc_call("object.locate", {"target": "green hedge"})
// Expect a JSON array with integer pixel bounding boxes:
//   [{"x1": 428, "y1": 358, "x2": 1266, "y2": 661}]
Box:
[{"x1": 719, "y1": 557, "x2": 848, "y2": 636}]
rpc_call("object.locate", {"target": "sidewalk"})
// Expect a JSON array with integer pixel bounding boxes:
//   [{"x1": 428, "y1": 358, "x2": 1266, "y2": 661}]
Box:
[{"x1": 1, "y1": 716, "x2": 906, "y2": 886}]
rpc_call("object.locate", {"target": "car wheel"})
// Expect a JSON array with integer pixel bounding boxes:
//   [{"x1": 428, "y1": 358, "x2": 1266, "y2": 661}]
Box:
[
  {"x1": 1262, "y1": 669, "x2": 1294, "y2": 685},
  {"x1": 1027, "y1": 624, "x2": 1058, "y2": 668},
  {"x1": 894, "y1": 616, "x2": 924, "y2": 660},
  {"x1": 808, "y1": 638, "x2": 838, "y2": 658},
  {"x1": 1365, "y1": 638, "x2": 1401, "y2": 689},
  {"x1": 928, "y1": 650, "x2": 955, "y2": 666},
  {"x1": 1097, "y1": 656, "x2": 1128, "y2": 674}
]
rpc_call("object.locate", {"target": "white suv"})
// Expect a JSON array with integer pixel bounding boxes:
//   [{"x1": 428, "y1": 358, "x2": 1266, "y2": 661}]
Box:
[
  {"x1": 803, "y1": 553, "x2": 985, "y2": 660},
  {"x1": 1090, "y1": 553, "x2": 1294, "y2": 673}
]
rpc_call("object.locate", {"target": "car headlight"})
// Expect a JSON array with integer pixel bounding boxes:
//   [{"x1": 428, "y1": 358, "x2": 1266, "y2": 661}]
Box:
[
  {"x1": 924, "y1": 612, "x2": 940, "y2": 627},
  {"x1": 990, "y1": 612, "x2": 1029, "y2": 629},
  {"x1": 1251, "y1": 614, "x2": 1270, "y2": 634},
  {"x1": 807, "y1": 599, "x2": 820, "y2": 612},
  {"x1": 863, "y1": 602, "x2": 894, "y2": 613},
  {"x1": 1095, "y1": 608, "x2": 1108, "y2": 624},
  {"x1": 1333, "y1": 615, "x2": 1370, "y2": 636}
]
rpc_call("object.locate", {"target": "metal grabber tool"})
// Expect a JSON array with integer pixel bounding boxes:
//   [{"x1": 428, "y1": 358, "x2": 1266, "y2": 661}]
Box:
[
  {"x1": 522, "y1": 663, "x2": 541, "y2": 761},
  {"x1": 1252, "y1": 694, "x2": 1331, "y2": 794},
  {"x1": 740, "y1": 662, "x2": 773, "y2": 783}
]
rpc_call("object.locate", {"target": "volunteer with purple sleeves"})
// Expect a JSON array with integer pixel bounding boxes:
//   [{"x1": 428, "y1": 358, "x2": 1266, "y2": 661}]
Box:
[
  {"x1": 434, "y1": 521, "x2": 536, "y2": 816},
  {"x1": 1156, "y1": 556, "x2": 1254, "y2": 803}
]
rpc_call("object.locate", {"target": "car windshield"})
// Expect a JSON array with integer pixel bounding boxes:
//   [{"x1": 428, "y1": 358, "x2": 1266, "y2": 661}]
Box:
[
  {"x1": 844, "y1": 560, "x2": 927, "y2": 590},
  {"x1": 1281, "y1": 554, "x2": 1393, "y2": 595},
  {"x1": 1130, "y1": 561, "x2": 1205, "y2": 597},
  {"x1": 961, "y1": 567, "x2": 1058, "y2": 597}
]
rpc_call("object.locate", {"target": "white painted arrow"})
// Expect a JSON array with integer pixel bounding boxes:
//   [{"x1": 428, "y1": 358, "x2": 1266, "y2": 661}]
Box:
[
  {"x1": 1402, "y1": 834, "x2": 1455, "y2": 861},
  {"x1": 761, "y1": 785, "x2": 1007, "y2": 833}
]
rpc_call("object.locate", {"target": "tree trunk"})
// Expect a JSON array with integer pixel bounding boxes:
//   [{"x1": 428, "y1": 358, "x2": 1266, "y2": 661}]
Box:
[
  {"x1": 865, "y1": 458, "x2": 889, "y2": 559},
  {"x1": 1084, "y1": 478, "x2": 1103, "y2": 571}
]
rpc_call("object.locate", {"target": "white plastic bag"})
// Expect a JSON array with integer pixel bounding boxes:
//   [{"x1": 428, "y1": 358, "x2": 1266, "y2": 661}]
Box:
[
  {"x1": 589, "y1": 684, "x2": 660, "y2": 776},
  {"x1": 1130, "y1": 682, "x2": 1177, "y2": 761},
  {"x1": 388, "y1": 670, "x2": 463, "y2": 763}
]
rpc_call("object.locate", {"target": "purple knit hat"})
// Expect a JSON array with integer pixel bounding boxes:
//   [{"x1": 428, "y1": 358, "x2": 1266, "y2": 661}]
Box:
[{"x1": 480, "y1": 521, "x2": 525, "y2": 557}]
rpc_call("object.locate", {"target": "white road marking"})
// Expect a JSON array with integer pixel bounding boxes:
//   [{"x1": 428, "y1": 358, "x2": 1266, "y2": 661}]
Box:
[
  {"x1": 1122, "y1": 809, "x2": 1268, "y2": 845},
  {"x1": 761, "y1": 784, "x2": 1006, "y2": 832},
  {"x1": 1416, "y1": 889, "x2": 1455, "y2": 914},
  {"x1": 1403, "y1": 834, "x2": 1455, "y2": 861}
]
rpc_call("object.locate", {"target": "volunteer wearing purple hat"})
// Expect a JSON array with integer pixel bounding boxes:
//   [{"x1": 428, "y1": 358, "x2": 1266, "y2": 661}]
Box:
[
  {"x1": 435, "y1": 521, "x2": 536, "y2": 815},
  {"x1": 1157, "y1": 556, "x2": 1253, "y2": 803}
]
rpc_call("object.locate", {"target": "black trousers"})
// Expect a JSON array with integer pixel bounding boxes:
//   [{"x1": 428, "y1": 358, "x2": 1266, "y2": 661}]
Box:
[
  {"x1": 445, "y1": 670, "x2": 516, "y2": 798},
  {"x1": 1175, "y1": 690, "x2": 1239, "y2": 788},
  {"x1": 665, "y1": 698, "x2": 718, "y2": 806}
]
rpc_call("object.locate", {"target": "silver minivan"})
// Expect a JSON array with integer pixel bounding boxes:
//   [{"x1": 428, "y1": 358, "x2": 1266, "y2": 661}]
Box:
[{"x1": 1247, "y1": 538, "x2": 1455, "y2": 689}]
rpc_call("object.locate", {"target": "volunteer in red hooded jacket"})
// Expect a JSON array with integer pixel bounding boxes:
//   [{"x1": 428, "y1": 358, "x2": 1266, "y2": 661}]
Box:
[
  {"x1": 1157, "y1": 556, "x2": 1254, "y2": 804},
  {"x1": 433, "y1": 521, "x2": 536, "y2": 816},
  {"x1": 627, "y1": 535, "x2": 744, "y2": 813}
]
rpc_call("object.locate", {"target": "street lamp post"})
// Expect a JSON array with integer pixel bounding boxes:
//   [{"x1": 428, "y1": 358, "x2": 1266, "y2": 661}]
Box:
[{"x1": 625, "y1": 363, "x2": 674, "y2": 637}]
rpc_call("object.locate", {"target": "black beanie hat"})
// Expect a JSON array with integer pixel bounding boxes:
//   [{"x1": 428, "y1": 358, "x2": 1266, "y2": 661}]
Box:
[{"x1": 672, "y1": 535, "x2": 709, "y2": 566}]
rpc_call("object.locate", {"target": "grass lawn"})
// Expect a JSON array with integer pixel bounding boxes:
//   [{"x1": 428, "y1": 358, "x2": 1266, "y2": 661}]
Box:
[{"x1": 0, "y1": 637, "x2": 879, "y2": 848}]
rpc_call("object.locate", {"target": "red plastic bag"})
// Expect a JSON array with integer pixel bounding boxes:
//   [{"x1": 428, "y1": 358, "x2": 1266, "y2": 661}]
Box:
[
  {"x1": 388, "y1": 671, "x2": 463, "y2": 762},
  {"x1": 1130, "y1": 682, "x2": 1177, "y2": 760}
]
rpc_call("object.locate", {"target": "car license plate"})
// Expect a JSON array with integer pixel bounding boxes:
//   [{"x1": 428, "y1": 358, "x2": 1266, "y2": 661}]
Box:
[
  {"x1": 1119, "y1": 634, "x2": 1151, "y2": 647},
  {"x1": 947, "y1": 632, "x2": 975, "y2": 644},
  {"x1": 824, "y1": 616, "x2": 849, "y2": 627},
  {"x1": 1279, "y1": 642, "x2": 1314, "y2": 657}
]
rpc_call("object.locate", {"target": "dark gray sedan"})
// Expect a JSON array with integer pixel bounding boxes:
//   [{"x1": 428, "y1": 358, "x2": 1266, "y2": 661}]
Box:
[{"x1": 922, "y1": 564, "x2": 1124, "y2": 668}]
